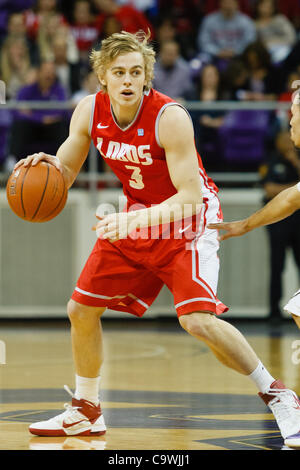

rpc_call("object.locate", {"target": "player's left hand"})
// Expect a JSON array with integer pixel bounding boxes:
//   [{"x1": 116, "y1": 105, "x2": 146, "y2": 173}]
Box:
[
  {"x1": 92, "y1": 212, "x2": 139, "y2": 242},
  {"x1": 207, "y1": 220, "x2": 249, "y2": 241}
]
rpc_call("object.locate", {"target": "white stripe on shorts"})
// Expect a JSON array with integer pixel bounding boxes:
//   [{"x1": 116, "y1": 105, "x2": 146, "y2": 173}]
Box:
[
  {"x1": 75, "y1": 287, "x2": 125, "y2": 300},
  {"x1": 189, "y1": 195, "x2": 221, "y2": 302},
  {"x1": 175, "y1": 298, "x2": 217, "y2": 309},
  {"x1": 75, "y1": 287, "x2": 149, "y2": 308},
  {"x1": 128, "y1": 294, "x2": 149, "y2": 309},
  {"x1": 191, "y1": 237, "x2": 217, "y2": 300}
]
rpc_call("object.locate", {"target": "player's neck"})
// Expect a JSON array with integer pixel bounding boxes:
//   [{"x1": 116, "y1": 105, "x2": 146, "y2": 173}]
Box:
[{"x1": 110, "y1": 97, "x2": 143, "y2": 129}]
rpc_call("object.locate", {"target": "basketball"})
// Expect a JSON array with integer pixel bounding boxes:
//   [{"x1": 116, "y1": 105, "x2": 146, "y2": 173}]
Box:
[{"x1": 6, "y1": 161, "x2": 68, "y2": 222}]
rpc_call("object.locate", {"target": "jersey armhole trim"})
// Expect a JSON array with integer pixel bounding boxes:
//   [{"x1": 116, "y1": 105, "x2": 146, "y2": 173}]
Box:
[
  {"x1": 88, "y1": 94, "x2": 96, "y2": 137},
  {"x1": 155, "y1": 102, "x2": 193, "y2": 148}
]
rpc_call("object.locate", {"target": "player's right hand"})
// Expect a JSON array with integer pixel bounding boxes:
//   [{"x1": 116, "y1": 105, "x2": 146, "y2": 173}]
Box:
[{"x1": 14, "y1": 152, "x2": 62, "y2": 172}]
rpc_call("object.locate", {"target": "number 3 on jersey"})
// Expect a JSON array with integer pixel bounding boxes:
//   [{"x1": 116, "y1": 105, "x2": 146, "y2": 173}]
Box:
[{"x1": 125, "y1": 165, "x2": 144, "y2": 189}]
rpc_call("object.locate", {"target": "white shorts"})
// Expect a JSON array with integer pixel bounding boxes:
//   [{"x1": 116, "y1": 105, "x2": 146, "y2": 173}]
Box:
[{"x1": 284, "y1": 289, "x2": 300, "y2": 317}]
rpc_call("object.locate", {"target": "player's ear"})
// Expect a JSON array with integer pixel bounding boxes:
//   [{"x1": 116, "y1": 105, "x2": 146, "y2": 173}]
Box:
[{"x1": 98, "y1": 73, "x2": 106, "y2": 87}]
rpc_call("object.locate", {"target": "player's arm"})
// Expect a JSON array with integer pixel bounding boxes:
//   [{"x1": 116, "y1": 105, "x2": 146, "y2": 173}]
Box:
[
  {"x1": 14, "y1": 95, "x2": 93, "y2": 188},
  {"x1": 95, "y1": 105, "x2": 203, "y2": 240},
  {"x1": 134, "y1": 105, "x2": 203, "y2": 227},
  {"x1": 208, "y1": 184, "x2": 300, "y2": 241}
]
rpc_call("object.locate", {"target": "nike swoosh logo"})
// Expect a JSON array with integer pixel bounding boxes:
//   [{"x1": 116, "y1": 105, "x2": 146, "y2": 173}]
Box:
[
  {"x1": 63, "y1": 419, "x2": 87, "y2": 429},
  {"x1": 179, "y1": 224, "x2": 192, "y2": 234},
  {"x1": 97, "y1": 123, "x2": 109, "y2": 129}
]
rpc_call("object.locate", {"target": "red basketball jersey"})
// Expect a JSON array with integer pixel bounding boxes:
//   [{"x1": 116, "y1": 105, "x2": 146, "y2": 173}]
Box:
[{"x1": 89, "y1": 88, "x2": 219, "y2": 209}]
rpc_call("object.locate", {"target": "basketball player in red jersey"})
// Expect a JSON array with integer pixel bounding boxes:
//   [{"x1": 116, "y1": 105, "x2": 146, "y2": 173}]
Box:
[{"x1": 15, "y1": 31, "x2": 300, "y2": 446}]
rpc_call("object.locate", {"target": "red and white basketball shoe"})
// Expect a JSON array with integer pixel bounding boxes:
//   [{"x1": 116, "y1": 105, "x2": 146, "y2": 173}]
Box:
[
  {"x1": 29, "y1": 386, "x2": 106, "y2": 437},
  {"x1": 259, "y1": 380, "x2": 300, "y2": 448}
]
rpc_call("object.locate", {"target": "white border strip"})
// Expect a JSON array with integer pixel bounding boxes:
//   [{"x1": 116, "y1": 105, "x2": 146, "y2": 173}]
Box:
[
  {"x1": 75, "y1": 287, "x2": 125, "y2": 299},
  {"x1": 75, "y1": 287, "x2": 149, "y2": 308},
  {"x1": 88, "y1": 94, "x2": 96, "y2": 137},
  {"x1": 155, "y1": 102, "x2": 192, "y2": 148},
  {"x1": 128, "y1": 294, "x2": 149, "y2": 309},
  {"x1": 175, "y1": 297, "x2": 216, "y2": 309}
]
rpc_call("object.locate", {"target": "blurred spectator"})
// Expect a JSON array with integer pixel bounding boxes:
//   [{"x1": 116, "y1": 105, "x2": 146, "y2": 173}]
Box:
[
  {"x1": 7, "y1": 11, "x2": 28, "y2": 36},
  {"x1": 254, "y1": 0, "x2": 297, "y2": 64},
  {"x1": 155, "y1": 17, "x2": 177, "y2": 48},
  {"x1": 197, "y1": 0, "x2": 256, "y2": 63},
  {"x1": 222, "y1": 58, "x2": 249, "y2": 100},
  {"x1": 24, "y1": 0, "x2": 66, "y2": 40},
  {"x1": 260, "y1": 130, "x2": 300, "y2": 323},
  {"x1": 193, "y1": 63, "x2": 226, "y2": 123},
  {"x1": 0, "y1": 0, "x2": 35, "y2": 44},
  {"x1": 37, "y1": 12, "x2": 79, "y2": 64},
  {"x1": 203, "y1": 0, "x2": 252, "y2": 15},
  {"x1": 100, "y1": 15, "x2": 122, "y2": 39},
  {"x1": 188, "y1": 63, "x2": 227, "y2": 170},
  {"x1": 0, "y1": 35, "x2": 37, "y2": 99},
  {"x1": 71, "y1": 70, "x2": 100, "y2": 106},
  {"x1": 204, "y1": 0, "x2": 300, "y2": 25},
  {"x1": 93, "y1": 0, "x2": 154, "y2": 38},
  {"x1": 70, "y1": 0, "x2": 99, "y2": 63},
  {"x1": 7, "y1": 11, "x2": 39, "y2": 63},
  {"x1": 153, "y1": 40, "x2": 193, "y2": 101},
  {"x1": 238, "y1": 41, "x2": 282, "y2": 100},
  {"x1": 8, "y1": 60, "x2": 69, "y2": 164},
  {"x1": 157, "y1": 1, "x2": 202, "y2": 59},
  {"x1": 52, "y1": 35, "x2": 81, "y2": 96}
]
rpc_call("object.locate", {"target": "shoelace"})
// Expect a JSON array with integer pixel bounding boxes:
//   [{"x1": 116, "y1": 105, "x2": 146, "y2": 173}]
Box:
[
  {"x1": 61, "y1": 385, "x2": 83, "y2": 422},
  {"x1": 267, "y1": 388, "x2": 299, "y2": 423},
  {"x1": 64, "y1": 384, "x2": 74, "y2": 398}
]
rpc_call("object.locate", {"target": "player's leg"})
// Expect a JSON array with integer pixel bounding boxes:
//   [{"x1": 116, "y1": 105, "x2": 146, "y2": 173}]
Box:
[
  {"x1": 179, "y1": 312, "x2": 260, "y2": 375},
  {"x1": 266, "y1": 222, "x2": 287, "y2": 321},
  {"x1": 167, "y1": 204, "x2": 300, "y2": 447},
  {"x1": 67, "y1": 299, "x2": 106, "y2": 379},
  {"x1": 289, "y1": 214, "x2": 300, "y2": 331},
  {"x1": 29, "y1": 237, "x2": 164, "y2": 437},
  {"x1": 284, "y1": 288, "x2": 300, "y2": 330},
  {"x1": 29, "y1": 301, "x2": 107, "y2": 437},
  {"x1": 179, "y1": 310, "x2": 300, "y2": 447}
]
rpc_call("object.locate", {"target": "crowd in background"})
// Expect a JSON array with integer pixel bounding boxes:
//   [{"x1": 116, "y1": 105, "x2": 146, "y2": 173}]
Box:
[{"x1": 1, "y1": 0, "x2": 300, "y2": 175}]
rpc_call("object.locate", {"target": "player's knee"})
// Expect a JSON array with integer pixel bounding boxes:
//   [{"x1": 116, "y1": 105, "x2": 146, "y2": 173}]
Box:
[
  {"x1": 67, "y1": 299, "x2": 105, "y2": 327},
  {"x1": 179, "y1": 312, "x2": 216, "y2": 340}
]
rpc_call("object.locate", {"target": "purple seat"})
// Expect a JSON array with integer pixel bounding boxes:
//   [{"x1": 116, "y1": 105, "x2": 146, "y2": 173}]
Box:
[{"x1": 218, "y1": 110, "x2": 270, "y2": 164}]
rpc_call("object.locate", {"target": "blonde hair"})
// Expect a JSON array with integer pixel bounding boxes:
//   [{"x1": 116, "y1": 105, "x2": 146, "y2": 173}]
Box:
[
  {"x1": 90, "y1": 30, "x2": 156, "y2": 92},
  {"x1": 0, "y1": 35, "x2": 30, "y2": 83}
]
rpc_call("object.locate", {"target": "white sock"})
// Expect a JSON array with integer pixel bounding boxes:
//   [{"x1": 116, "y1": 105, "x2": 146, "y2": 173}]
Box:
[
  {"x1": 248, "y1": 361, "x2": 275, "y2": 394},
  {"x1": 74, "y1": 375, "x2": 101, "y2": 405}
]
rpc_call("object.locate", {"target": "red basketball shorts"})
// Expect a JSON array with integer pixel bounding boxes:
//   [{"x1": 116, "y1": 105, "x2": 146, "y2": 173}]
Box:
[{"x1": 71, "y1": 195, "x2": 228, "y2": 317}]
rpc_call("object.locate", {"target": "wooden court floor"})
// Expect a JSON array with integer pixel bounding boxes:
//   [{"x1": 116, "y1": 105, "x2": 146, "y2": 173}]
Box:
[{"x1": 0, "y1": 316, "x2": 300, "y2": 451}]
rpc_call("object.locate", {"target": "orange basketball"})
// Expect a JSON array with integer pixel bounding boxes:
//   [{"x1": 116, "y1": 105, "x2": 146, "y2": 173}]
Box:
[{"x1": 6, "y1": 161, "x2": 68, "y2": 222}]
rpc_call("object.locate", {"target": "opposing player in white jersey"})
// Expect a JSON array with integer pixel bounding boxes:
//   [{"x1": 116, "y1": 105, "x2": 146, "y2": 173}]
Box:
[{"x1": 14, "y1": 31, "x2": 300, "y2": 447}]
